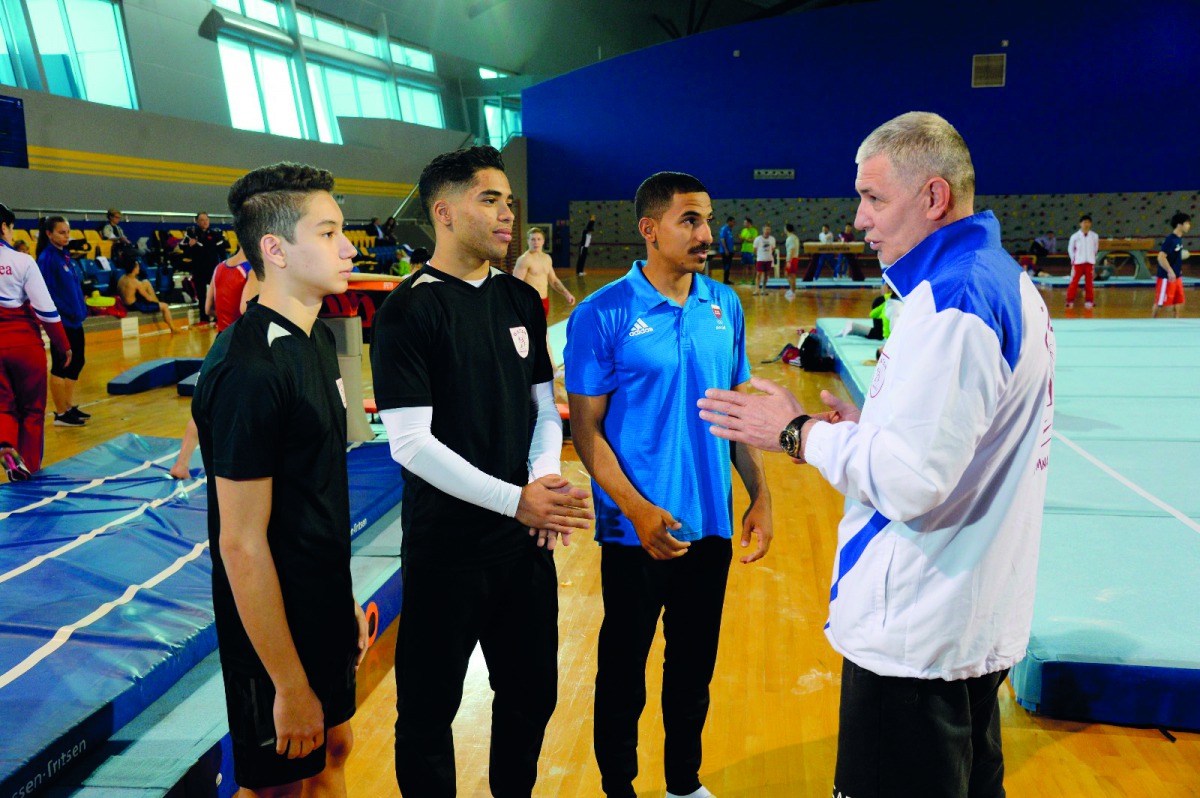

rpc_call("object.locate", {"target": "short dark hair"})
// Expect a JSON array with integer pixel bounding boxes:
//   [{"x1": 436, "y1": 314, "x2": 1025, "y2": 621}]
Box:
[
  {"x1": 744, "y1": 217, "x2": 752, "y2": 223},
  {"x1": 227, "y1": 162, "x2": 335, "y2": 280},
  {"x1": 786, "y1": 223, "x2": 795, "y2": 233},
  {"x1": 726, "y1": 216, "x2": 734, "y2": 223},
  {"x1": 0, "y1": 202, "x2": 15, "y2": 229},
  {"x1": 1080, "y1": 214, "x2": 1092, "y2": 223},
  {"x1": 1171, "y1": 211, "x2": 1191, "y2": 228},
  {"x1": 118, "y1": 249, "x2": 139, "y2": 273},
  {"x1": 634, "y1": 172, "x2": 708, "y2": 222},
  {"x1": 418, "y1": 146, "x2": 505, "y2": 224},
  {"x1": 410, "y1": 247, "x2": 431, "y2": 265}
]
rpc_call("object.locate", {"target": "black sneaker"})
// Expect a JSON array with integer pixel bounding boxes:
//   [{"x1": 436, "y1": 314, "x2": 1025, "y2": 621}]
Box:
[
  {"x1": 1, "y1": 444, "x2": 31, "y2": 481},
  {"x1": 54, "y1": 409, "x2": 86, "y2": 427},
  {"x1": 69, "y1": 405, "x2": 91, "y2": 419}
]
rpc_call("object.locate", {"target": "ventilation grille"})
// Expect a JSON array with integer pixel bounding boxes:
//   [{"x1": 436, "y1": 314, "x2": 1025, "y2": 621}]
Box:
[{"x1": 972, "y1": 54, "x2": 1006, "y2": 88}]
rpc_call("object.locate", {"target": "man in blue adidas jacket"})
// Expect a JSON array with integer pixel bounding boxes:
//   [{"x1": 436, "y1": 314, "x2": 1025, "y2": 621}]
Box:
[
  {"x1": 700, "y1": 112, "x2": 1056, "y2": 798},
  {"x1": 566, "y1": 171, "x2": 771, "y2": 798}
]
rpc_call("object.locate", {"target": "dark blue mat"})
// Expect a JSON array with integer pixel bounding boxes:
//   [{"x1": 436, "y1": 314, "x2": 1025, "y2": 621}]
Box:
[{"x1": 0, "y1": 434, "x2": 403, "y2": 796}]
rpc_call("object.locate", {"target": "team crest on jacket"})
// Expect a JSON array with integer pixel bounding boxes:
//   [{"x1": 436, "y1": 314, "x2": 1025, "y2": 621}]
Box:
[
  {"x1": 870, "y1": 352, "x2": 889, "y2": 398},
  {"x1": 711, "y1": 304, "x2": 723, "y2": 320},
  {"x1": 510, "y1": 326, "x2": 529, "y2": 358}
]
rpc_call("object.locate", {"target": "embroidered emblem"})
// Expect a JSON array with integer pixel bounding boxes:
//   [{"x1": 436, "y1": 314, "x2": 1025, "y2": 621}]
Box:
[
  {"x1": 510, "y1": 326, "x2": 529, "y2": 358},
  {"x1": 870, "y1": 352, "x2": 889, "y2": 398}
]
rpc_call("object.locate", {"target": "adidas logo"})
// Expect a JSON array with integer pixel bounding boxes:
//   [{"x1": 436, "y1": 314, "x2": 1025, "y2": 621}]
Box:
[{"x1": 628, "y1": 318, "x2": 654, "y2": 337}]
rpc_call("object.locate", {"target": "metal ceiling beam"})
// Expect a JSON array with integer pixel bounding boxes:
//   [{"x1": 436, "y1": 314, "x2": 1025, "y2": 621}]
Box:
[{"x1": 652, "y1": 13, "x2": 683, "y2": 39}]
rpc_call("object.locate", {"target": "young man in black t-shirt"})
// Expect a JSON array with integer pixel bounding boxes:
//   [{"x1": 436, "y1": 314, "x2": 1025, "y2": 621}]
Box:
[
  {"x1": 371, "y1": 146, "x2": 593, "y2": 797},
  {"x1": 1153, "y1": 211, "x2": 1191, "y2": 318},
  {"x1": 192, "y1": 162, "x2": 368, "y2": 796}
]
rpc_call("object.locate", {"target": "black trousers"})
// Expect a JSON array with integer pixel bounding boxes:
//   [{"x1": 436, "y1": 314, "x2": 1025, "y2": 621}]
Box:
[
  {"x1": 721, "y1": 252, "x2": 732, "y2": 283},
  {"x1": 594, "y1": 537, "x2": 732, "y2": 798},
  {"x1": 193, "y1": 261, "x2": 217, "y2": 322},
  {"x1": 834, "y1": 658, "x2": 1008, "y2": 798},
  {"x1": 575, "y1": 246, "x2": 589, "y2": 274},
  {"x1": 394, "y1": 547, "x2": 558, "y2": 797}
]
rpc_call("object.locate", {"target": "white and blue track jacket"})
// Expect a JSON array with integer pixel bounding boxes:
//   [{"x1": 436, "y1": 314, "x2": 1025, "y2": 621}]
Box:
[{"x1": 805, "y1": 212, "x2": 1056, "y2": 680}]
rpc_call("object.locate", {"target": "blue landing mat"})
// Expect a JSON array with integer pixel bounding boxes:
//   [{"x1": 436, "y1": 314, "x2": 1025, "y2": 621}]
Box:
[
  {"x1": 815, "y1": 317, "x2": 1200, "y2": 731},
  {"x1": 0, "y1": 434, "x2": 403, "y2": 796}
]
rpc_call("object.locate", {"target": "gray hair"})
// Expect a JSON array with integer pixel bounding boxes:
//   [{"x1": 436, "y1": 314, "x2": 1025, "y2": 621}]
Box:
[{"x1": 856, "y1": 112, "x2": 975, "y2": 200}]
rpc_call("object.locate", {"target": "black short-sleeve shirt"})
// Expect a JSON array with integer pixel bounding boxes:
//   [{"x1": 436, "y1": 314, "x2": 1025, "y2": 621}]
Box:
[
  {"x1": 192, "y1": 302, "x2": 357, "y2": 682},
  {"x1": 371, "y1": 265, "x2": 553, "y2": 569}
]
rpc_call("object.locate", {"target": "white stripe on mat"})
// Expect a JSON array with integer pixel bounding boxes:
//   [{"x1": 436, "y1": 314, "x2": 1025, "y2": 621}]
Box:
[
  {"x1": 0, "y1": 450, "x2": 182, "y2": 521},
  {"x1": 0, "y1": 541, "x2": 210, "y2": 690},
  {"x1": 0, "y1": 477, "x2": 207, "y2": 585},
  {"x1": 1053, "y1": 430, "x2": 1200, "y2": 534}
]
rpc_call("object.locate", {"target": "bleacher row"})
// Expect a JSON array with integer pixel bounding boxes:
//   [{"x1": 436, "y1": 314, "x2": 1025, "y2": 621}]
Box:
[{"x1": 11, "y1": 226, "x2": 240, "y2": 261}]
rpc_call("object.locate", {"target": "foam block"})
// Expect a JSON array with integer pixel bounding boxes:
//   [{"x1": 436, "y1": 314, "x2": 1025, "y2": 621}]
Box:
[
  {"x1": 107, "y1": 358, "x2": 203, "y2": 395},
  {"x1": 176, "y1": 371, "x2": 200, "y2": 397}
]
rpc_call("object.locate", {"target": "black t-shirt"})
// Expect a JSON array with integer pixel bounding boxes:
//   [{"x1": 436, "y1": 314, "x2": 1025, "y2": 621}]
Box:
[
  {"x1": 1159, "y1": 233, "x2": 1183, "y2": 278},
  {"x1": 192, "y1": 302, "x2": 357, "y2": 681},
  {"x1": 371, "y1": 265, "x2": 553, "y2": 569}
]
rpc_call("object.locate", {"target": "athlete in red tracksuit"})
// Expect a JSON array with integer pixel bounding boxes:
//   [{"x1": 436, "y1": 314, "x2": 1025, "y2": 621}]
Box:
[{"x1": 0, "y1": 204, "x2": 72, "y2": 480}]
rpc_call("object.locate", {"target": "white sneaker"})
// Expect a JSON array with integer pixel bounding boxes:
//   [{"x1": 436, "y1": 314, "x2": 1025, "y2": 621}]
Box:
[
  {"x1": 785, "y1": 289, "x2": 795, "y2": 300},
  {"x1": 1085, "y1": 301, "x2": 1094, "y2": 309},
  {"x1": 666, "y1": 787, "x2": 715, "y2": 798}
]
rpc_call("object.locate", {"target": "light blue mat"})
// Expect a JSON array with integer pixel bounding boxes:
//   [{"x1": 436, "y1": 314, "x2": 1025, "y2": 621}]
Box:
[{"x1": 815, "y1": 316, "x2": 1200, "y2": 730}]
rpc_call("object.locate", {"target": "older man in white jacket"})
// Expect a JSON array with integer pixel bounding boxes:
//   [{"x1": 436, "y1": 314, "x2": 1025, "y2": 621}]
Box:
[{"x1": 698, "y1": 111, "x2": 1056, "y2": 798}]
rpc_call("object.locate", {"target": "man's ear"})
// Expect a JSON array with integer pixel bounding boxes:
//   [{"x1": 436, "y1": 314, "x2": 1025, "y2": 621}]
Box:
[
  {"x1": 925, "y1": 176, "x2": 953, "y2": 221},
  {"x1": 432, "y1": 197, "x2": 453, "y2": 229},
  {"x1": 260, "y1": 234, "x2": 286, "y2": 269},
  {"x1": 638, "y1": 216, "x2": 657, "y2": 246}
]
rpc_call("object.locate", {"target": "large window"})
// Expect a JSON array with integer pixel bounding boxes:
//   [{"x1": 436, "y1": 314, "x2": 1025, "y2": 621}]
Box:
[
  {"x1": 390, "y1": 42, "x2": 434, "y2": 73},
  {"x1": 215, "y1": 0, "x2": 283, "y2": 28},
  {"x1": 484, "y1": 100, "x2": 521, "y2": 149},
  {"x1": 295, "y1": 9, "x2": 379, "y2": 58},
  {"x1": 0, "y1": 7, "x2": 18, "y2": 86},
  {"x1": 26, "y1": 0, "x2": 136, "y2": 107},
  {"x1": 398, "y1": 84, "x2": 443, "y2": 128},
  {"x1": 217, "y1": 37, "x2": 304, "y2": 138},
  {"x1": 212, "y1": 2, "x2": 446, "y2": 139},
  {"x1": 307, "y1": 61, "x2": 397, "y2": 144}
]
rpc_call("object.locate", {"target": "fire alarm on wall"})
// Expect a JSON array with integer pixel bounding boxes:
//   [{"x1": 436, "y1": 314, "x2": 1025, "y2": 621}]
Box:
[{"x1": 733, "y1": 49, "x2": 740, "y2": 57}]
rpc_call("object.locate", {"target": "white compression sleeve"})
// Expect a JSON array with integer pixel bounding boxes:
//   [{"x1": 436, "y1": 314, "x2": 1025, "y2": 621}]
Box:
[
  {"x1": 379, "y1": 406, "x2": 522, "y2": 518},
  {"x1": 527, "y1": 381, "x2": 563, "y2": 480}
]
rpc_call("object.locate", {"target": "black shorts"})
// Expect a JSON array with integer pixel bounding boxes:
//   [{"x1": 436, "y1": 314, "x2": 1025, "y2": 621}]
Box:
[
  {"x1": 50, "y1": 325, "x2": 85, "y2": 380},
  {"x1": 222, "y1": 657, "x2": 357, "y2": 790}
]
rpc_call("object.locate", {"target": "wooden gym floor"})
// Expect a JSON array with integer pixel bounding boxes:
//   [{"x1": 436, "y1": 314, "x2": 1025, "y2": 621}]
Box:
[{"x1": 25, "y1": 271, "x2": 1199, "y2": 797}]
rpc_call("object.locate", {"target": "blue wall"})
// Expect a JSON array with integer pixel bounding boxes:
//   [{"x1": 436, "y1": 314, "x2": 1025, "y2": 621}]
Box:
[{"x1": 523, "y1": 0, "x2": 1198, "y2": 221}]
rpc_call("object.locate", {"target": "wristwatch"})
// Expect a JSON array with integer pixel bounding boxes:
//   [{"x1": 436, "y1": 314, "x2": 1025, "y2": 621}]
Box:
[{"x1": 779, "y1": 414, "x2": 812, "y2": 460}]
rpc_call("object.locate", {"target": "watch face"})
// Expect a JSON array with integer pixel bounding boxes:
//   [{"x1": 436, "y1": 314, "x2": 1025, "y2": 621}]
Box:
[{"x1": 780, "y1": 427, "x2": 799, "y2": 457}]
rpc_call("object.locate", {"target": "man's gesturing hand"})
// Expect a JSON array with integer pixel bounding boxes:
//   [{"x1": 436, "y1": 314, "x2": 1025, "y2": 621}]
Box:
[{"x1": 697, "y1": 376, "x2": 805, "y2": 452}]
